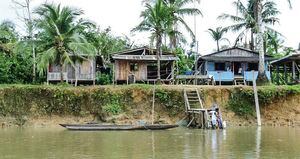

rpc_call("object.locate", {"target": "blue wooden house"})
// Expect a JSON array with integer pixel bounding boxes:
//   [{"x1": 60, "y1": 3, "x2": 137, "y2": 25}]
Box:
[{"x1": 196, "y1": 47, "x2": 273, "y2": 84}]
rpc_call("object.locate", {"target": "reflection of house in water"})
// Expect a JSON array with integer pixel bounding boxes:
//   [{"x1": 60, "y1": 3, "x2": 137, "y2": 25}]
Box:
[
  {"x1": 195, "y1": 47, "x2": 273, "y2": 85},
  {"x1": 111, "y1": 47, "x2": 178, "y2": 84},
  {"x1": 47, "y1": 55, "x2": 97, "y2": 85}
]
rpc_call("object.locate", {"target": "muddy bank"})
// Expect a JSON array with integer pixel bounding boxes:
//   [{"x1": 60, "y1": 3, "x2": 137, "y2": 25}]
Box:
[{"x1": 0, "y1": 84, "x2": 300, "y2": 128}]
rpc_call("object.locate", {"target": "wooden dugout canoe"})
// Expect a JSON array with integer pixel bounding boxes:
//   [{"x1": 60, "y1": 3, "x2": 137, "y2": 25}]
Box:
[{"x1": 59, "y1": 124, "x2": 178, "y2": 131}]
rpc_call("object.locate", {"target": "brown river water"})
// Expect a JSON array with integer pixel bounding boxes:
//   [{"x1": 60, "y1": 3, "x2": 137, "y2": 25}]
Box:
[{"x1": 0, "y1": 127, "x2": 299, "y2": 159}]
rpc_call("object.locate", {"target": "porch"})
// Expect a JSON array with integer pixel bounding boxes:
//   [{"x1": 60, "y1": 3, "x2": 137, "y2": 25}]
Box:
[
  {"x1": 207, "y1": 71, "x2": 271, "y2": 84},
  {"x1": 47, "y1": 59, "x2": 96, "y2": 84},
  {"x1": 47, "y1": 72, "x2": 95, "y2": 82}
]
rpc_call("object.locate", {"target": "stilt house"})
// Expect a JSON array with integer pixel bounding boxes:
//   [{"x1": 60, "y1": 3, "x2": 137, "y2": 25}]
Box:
[
  {"x1": 270, "y1": 52, "x2": 300, "y2": 84},
  {"x1": 112, "y1": 47, "x2": 178, "y2": 84},
  {"x1": 195, "y1": 47, "x2": 273, "y2": 84},
  {"x1": 47, "y1": 56, "x2": 96, "y2": 85}
]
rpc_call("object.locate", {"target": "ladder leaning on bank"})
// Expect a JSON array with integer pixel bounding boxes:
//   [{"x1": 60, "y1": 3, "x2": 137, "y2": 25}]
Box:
[{"x1": 184, "y1": 89, "x2": 211, "y2": 128}]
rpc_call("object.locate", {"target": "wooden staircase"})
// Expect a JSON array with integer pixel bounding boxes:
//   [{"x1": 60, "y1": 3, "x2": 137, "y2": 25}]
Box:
[{"x1": 184, "y1": 89, "x2": 210, "y2": 128}]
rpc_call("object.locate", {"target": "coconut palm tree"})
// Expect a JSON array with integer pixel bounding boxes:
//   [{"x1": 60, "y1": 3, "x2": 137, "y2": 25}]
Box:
[
  {"x1": 218, "y1": 0, "x2": 280, "y2": 51},
  {"x1": 132, "y1": 0, "x2": 171, "y2": 83},
  {"x1": 164, "y1": 0, "x2": 202, "y2": 49},
  {"x1": 207, "y1": 27, "x2": 229, "y2": 51},
  {"x1": 254, "y1": 0, "x2": 291, "y2": 83},
  {"x1": 35, "y1": 4, "x2": 95, "y2": 83}
]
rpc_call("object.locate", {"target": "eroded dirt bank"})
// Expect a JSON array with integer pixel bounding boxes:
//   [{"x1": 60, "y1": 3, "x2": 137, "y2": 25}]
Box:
[{"x1": 0, "y1": 85, "x2": 300, "y2": 128}]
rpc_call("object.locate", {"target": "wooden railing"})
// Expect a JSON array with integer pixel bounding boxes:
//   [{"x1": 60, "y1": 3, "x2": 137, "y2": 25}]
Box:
[
  {"x1": 47, "y1": 72, "x2": 68, "y2": 80},
  {"x1": 77, "y1": 74, "x2": 94, "y2": 80},
  {"x1": 48, "y1": 72, "x2": 94, "y2": 81}
]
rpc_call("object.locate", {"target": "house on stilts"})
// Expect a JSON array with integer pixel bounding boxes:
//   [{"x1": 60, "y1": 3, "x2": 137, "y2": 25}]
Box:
[
  {"x1": 270, "y1": 51, "x2": 300, "y2": 85},
  {"x1": 111, "y1": 47, "x2": 178, "y2": 84},
  {"x1": 189, "y1": 47, "x2": 273, "y2": 85},
  {"x1": 47, "y1": 55, "x2": 97, "y2": 85}
]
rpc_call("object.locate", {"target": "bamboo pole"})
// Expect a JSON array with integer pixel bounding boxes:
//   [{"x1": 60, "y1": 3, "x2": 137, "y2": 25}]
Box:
[
  {"x1": 252, "y1": 71, "x2": 262, "y2": 126},
  {"x1": 152, "y1": 85, "x2": 155, "y2": 125}
]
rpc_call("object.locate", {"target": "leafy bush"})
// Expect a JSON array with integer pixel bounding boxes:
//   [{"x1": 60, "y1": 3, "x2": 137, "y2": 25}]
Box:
[
  {"x1": 103, "y1": 103, "x2": 122, "y2": 115},
  {"x1": 227, "y1": 88, "x2": 255, "y2": 117},
  {"x1": 96, "y1": 73, "x2": 112, "y2": 85},
  {"x1": 227, "y1": 85, "x2": 300, "y2": 118},
  {"x1": 155, "y1": 88, "x2": 184, "y2": 116}
]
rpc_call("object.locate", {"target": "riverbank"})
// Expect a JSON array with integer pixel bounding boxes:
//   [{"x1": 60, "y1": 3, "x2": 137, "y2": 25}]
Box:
[{"x1": 0, "y1": 84, "x2": 300, "y2": 128}]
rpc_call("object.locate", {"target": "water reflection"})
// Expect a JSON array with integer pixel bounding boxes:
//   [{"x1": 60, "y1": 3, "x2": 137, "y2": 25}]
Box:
[
  {"x1": 256, "y1": 127, "x2": 261, "y2": 159},
  {"x1": 0, "y1": 127, "x2": 299, "y2": 159},
  {"x1": 151, "y1": 131, "x2": 155, "y2": 159}
]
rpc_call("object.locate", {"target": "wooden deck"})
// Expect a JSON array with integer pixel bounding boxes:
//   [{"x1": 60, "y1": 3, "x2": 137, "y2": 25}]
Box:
[{"x1": 176, "y1": 75, "x2": 213, "y2": 85}]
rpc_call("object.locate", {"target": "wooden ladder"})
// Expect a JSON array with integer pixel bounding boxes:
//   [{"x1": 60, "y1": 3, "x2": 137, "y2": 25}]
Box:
[{"x1": 184, "y1": 89, "x2": 210, "y2": 128}]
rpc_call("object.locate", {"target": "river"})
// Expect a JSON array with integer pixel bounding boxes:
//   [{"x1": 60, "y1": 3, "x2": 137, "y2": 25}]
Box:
[{"x1": 0, "y1": 127, "x2": 299, "y2": 159}]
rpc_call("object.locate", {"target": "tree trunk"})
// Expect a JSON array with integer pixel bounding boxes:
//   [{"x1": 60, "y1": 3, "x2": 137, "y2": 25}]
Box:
[
  {"x1": 32, "y1": 41, "x2": 36, "y2": 82},
  {"x1": 156, "y1": 33, "x2": 162, "y2": 84},
  {"x1": 250, "y1": 30, "x2": 254, "y2": 51},
  {"x1": 169, "y1": 21, "x2": 177, "y2": 51},
  {"x1": 59, "y1": 62, "x2": 64, "y2": 83},
  {"x1": 255, "y1": 0, "x2": 269, "y2": 85},
  {"x1": 75, "y1": 66, "x2": 78, "y2": 87},
  {"x1": 217, "y1": 40, "x2": 220, "y2": 52}
]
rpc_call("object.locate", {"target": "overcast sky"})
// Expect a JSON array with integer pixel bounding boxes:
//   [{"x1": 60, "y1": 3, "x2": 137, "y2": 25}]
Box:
[{"x1": 0, "y1": 0, "x2": 299, "y2": 54}]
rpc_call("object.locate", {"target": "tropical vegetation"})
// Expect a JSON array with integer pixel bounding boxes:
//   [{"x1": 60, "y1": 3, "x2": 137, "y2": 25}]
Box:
[
  {"x1": 0, "y1": 2, "x2": 132, "y2": 84},
  {"x1": 34, "y1": 4, "x2": 96, "y2": 83},
  {"x1": 207, "y1": 27, "x2": 229, "y2": 51},
  {"x1": 219, "y1": 0, "x2": 292, "y2": 84},
  {"x1": 0, "y1": 0, "x2": 296, "y2": 86},
  {"x1": 133, "y1": 0, "x2": 201, "y2": 82}
]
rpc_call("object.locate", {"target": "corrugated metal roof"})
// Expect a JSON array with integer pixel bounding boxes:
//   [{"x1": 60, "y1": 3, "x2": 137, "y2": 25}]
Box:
[
  {"x1": 270, "y1": 52, "x2": 300, "y2": 65},
  {"x1": 198, "y1": 47, "x2": 273, "y2": 62},
  {"x1": 112, "y1": 55, "x2": 178, "y2": 61}
]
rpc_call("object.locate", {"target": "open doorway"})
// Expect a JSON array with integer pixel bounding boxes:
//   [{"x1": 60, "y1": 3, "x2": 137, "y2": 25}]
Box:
[{"x1": 233, "y1": 62, "x2": 242, "y2": 75}]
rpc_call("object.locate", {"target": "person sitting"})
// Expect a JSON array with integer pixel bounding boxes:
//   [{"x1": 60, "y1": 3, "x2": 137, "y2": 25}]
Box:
[{"x1": 238, "y1": 67, "x2": 243, "y2": 75}]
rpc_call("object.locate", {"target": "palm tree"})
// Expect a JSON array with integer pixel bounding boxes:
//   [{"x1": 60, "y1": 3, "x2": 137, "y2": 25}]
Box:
[
  {"x1": 254, "y1": 0, "x2": 292, "y2": 83},
  {"x1": 81, "y1": 26, "x2": 132, "y2": 68},
  {"x1": 207, "y1": 27, "x2": 228, "y2": 51},
  {"x1": 35, "y1": 4, "x2": 95, "y2": 83},
  {"x1": 133, "y1": 0, "x2": 171, "y2": 83},
  {"x1": 164, "y1": 0, "x2": 202, "y2": 49},
  {"x1": 219, "y1": 0, "x2": 280, "y2": 51},
  {"x1": 0, "y1": 21, "x2": 18, "y2": 54},
  {"x1": 264, "y1": 31, "x2": 284, "y2": 56}
]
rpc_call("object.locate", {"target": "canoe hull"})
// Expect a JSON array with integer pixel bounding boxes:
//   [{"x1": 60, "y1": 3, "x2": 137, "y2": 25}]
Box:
[{"x1": 60, "y1": 124, "x2": 178, "y2": 131}]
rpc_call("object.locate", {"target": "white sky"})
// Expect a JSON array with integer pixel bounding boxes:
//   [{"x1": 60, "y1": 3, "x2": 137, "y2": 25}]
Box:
[{"x1": 0, "y1": 0, "x2": 299, "y2": 54}]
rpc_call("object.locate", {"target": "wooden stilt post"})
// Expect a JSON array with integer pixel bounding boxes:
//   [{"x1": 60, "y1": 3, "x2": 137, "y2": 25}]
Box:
[
  {"x1": 276, "y1": 65, "x2": 279, "y2": 84},
  {"x1": 284, "y1": 64, "x2": 287, "y2": 84},
  {"x1": 252, "y1": 71, "x2": 261, "y2": 126},
  {"x1": 219, "y1": 72, "x2": 221, "y2": 86},
  {"x1": 112, "y1": 64, "x2": 115, "y2": 85},
  {"x1": 292, "y1": 61, "x2": 296, "y2": 80}
]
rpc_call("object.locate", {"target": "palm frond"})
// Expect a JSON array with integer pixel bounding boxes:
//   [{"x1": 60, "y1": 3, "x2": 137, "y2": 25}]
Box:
[
  {"x1": 176, "y1": 8, "x2": 202, "y2": 17},
  {"x1": 218, "y1": 14, "x2": 245, "y2": 22}
]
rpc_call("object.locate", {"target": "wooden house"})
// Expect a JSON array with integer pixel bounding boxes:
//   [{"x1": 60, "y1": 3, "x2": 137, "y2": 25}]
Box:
[
  {"x1": 47, "y1": 56, "x2": 96, "y2": 85},
  {"x1": 111, "y1": 47, "x2": 178, "y2": 84},
  {"x1": 195, "y1": 47, "x2": 273, "y2": 84},
  {"x1": 270, "y1": 52, "x2": 300, "y2": 84}
]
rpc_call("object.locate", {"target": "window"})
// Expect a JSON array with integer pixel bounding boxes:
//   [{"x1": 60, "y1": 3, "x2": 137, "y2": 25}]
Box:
[
  {"x1": 248, "y1": 63, "x2": 258, "y2": 71},
  {"x1": 215, "y1": 63, "x2": 225, "y2": 71},
  {"x1": 130, "y1": 62, "x2": 138, "y2": 71}
]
